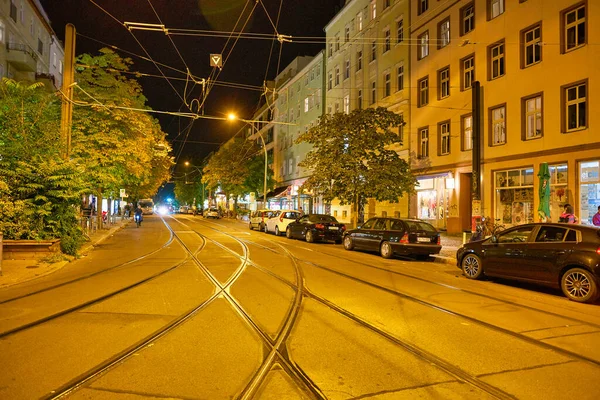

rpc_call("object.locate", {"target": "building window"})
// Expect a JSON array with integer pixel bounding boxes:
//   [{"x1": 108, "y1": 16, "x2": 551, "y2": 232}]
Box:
[
  {"x1": 304, "y1": 97, "x2": 309, "y2": 112},
  {"x1": 384, "y1": 29, "x2": 391, "y2": 52},
  {"x1": 384, "y1": 72, "x2": 391, "y2": 97},
  {"x1": 439, "y1": 121, "x2": 451, "y2": 155},
  {"x1": 344, "y1": 95, "x2": 350, "y2": 114},
  {"x1": 345, "y1": 27, "x2": 350, "y2": 42},
  {"x1": 462, "y1": 114, "x2": 473, "y2": 151},
  {"x1": 462, "y1": 55, "x2": 475, "y2": 90},
  {"x1": 371, "y1": 41, "x2": 377, "y2": 62},
  {"x1": 461, "y1": 3, "x2": 475, "y2": 36},
  {"x1": 397, "y1": 19, "x2": 404, "y2": 43},
  {"x1": 563, "y1": 4, "x2": 586, "y2": 52},
  {"x1": 357, "y1": 12, "x2": 363, "y2": 31},
  {"x1": 384, "y1": 0, "x2": 390, "y2": 10},
  {"x1": 439, "y1": 67, "x2": 450, "y2": 99},
  {"x1": 522, "y1": 94, "x2": 542, "y2": 140},
  {"x1": 418, "y1": 0, "x2": 428, "y2": 15},
  {"x1": 357, "y1": 51, "x2": 362, "y2": 71},
  {"x1": 10, "y1": 0, "x2": 17, "y2": 22},
  {"x1": 418, "y1": 76, "x2": 429, "y2": 107},
  {"x1": 371, "y1": 0, "x2": 377, "y2": 19},
  {"x1": 335, "y1": 35, "x2": 340, "y2": 51},
  {"x1": 335, "y1": 66, "x2": 340, "y2": 85},
  {"x1": 396, "y1": 65, "x2": 404, "y2": 91},
  {"x1": 563, "y1": 81, "x2": 587, "y2": 132},
  {"x1": 489, "y1": 41, "x2": 505, "y2": 79},
  {"x1": 0, "y1": 21, "x2": 5, "y2": 43},
  {"x1": 38, "y1": 39, "x2": 43, "y2": 55},
  {"x1": 328, "y1": 42, "x2": 333, "y2": 57},
  {"x1": 490, "y1": 105, "x2": 506, "y2": 145},
  {"x1": 495, "y1": 167, "x2": 534, "y2": 226},
  {"x1": 328, "y1": 72, "x2": 332, "y2": 90},
  {"x1": 419, "y1": 127, "x2": 429, "y2": 158},
  {"x1": 522, "y1": 24, "x2": 541, "y2": 68},
  {"x1": 371, "y1": 81, "x2": 377, "y2": 104},
  {"x1": 345, "y1": 59, "x2": 350, "y2": 79},
  {"x1": 490, "y1": 0, "x2": 505, "y2": 19},
  {"x1": 357, "y1": 89, "x2": 362, "y2": 109},
  {"x1": 438, "y1": 18, "x2": 450, "y2": 48},
  {"x1": 20, "y1": 1, "x2": 24, "y2": 23},
  {"x1": 418, "y1": 31, "x2": 429, "y2": 60}
]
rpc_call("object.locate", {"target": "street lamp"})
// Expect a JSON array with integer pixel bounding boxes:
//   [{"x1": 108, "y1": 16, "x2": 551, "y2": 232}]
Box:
[
  {"x1": 228, "y1": 113, "x2": 268, "y2": 207},
  {"x1": 184, "y1": 162, "x2": 206, "y2": 209}
]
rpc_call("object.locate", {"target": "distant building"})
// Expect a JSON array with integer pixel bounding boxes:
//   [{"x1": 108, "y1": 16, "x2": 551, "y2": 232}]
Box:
[
  {"x1": 0, "y1": 0, "x2": 64, "y2": 89},
  {"x1": 409, "y1": 0, "x2": 600, "y2": 232}
]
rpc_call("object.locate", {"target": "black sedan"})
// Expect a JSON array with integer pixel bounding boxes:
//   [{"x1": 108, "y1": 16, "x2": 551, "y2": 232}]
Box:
[
  {"x1": 343, "y1": 218, "x2": 441, "y2": 259},
  {"x1": 285, "y1": 214, "x2": 345, "y2": 243},
  {"x1": 457, "y1": 223, "x2": 600, "y2": 303}
]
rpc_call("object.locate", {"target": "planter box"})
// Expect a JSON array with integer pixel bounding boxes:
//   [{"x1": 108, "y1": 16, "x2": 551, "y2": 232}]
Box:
[{"x1": 1, "y1": 239, "x2": 61, "y2": 260}]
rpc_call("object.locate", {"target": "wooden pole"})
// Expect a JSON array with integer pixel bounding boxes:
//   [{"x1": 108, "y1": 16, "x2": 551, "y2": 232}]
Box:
[{"x1": 60, "y1": 24, "x2": 76, "y2": 159}]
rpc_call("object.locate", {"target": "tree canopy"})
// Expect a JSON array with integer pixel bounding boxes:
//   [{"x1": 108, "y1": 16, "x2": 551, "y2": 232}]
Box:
[{"x1": 297, "y1": 107, "x2": 416, "y2": 221}]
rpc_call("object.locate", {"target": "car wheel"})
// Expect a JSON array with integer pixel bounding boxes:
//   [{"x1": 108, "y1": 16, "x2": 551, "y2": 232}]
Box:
[
  {"x1": 275, "y1": 226, "x2": 281, "y2": 236},
  {"x1": 561, "y1": 268, "x2": 599, "y2": 303},
  {"x1": 380, "y1": 241, "x2": 393, "y2": 259},
  {"x1": 462, "y1": 253, "x2": 484, "y2": 279},
  {"x1": 306, "y1": 230, "x2": 315, "y2": 243},
  {"x1": 286, "y1": 227, "x2": 293, "y2": 239},
  {"x1": 249, "y1": 222, "x2": 253, "y2": 230},
  {"x1": 343, "y1": 235, "x2": 354, "y2": 250}
]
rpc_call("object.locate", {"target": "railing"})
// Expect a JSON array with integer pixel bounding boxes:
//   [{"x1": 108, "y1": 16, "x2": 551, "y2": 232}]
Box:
[{"x1": 6, "y1": 42, "x2": 38, "y2": 60}]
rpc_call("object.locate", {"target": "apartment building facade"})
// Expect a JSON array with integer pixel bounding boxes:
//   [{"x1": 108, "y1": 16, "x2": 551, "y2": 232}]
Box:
[
  {"x1": 324, "y1": 0, "x2": 411, "y2": 224},
  {"x1": 410, "y1": 0, "x2": 599, "y2": 232},
  {"x1": 0, "y1": 0, "x2": 63, "y2": 88},
  {"x1": 272, "y1": 52, "x2": 326, "y2": 213}
]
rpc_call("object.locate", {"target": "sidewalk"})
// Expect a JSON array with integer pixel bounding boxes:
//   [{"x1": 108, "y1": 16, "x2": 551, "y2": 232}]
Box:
[
  {"x1": 0, "y1": 219, "x2": 129, "y2": 289},
  {"x1": 434, "y1": 232, "x2": 466, "y2": 265}
]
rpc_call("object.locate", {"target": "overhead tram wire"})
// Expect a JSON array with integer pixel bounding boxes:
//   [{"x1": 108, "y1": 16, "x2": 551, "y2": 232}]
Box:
[{"x1": 85, "y1": 0, "x2": 190, "y2": 110}]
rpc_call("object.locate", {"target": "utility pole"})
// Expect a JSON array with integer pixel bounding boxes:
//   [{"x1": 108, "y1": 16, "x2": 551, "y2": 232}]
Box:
[
  {"x1": 471, "y1": 81, "x2": 483, "y2": 231},
  {"x1": 60, "y1": 24, "x2": 76, "y2": 160}
]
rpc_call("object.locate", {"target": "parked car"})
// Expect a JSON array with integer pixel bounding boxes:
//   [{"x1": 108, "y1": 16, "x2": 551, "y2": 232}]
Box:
[
  {"x1": 457, "y1": 223, "x2": 600, "y2": 303},
  {"x1": 249, "y1": 209, "x2": 274, "y2": 231},
  {"x1": 179, "y1": 206, "x2": 190, "y2": 214},
  {"x1": 286, "y1": 214, "x2": 346, "y2": 243},
  {"x1": 205, "y1": 207, "x2": 220, "y2": 219},
  {"x1": 343, "y1": 218, "x2": 441, "y2": 259},
  {"x1": 264, "y1": 209, "x2": 303, "y2": 236}
]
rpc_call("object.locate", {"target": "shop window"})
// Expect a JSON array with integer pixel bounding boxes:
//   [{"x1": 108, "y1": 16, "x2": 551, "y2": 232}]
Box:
[
  {"x1": 495, "y1": 167, "x2": 534, "y2": 226},
  {"x1": 579, "y1": 161, "x2": 600, "y2": 224},
  {"x1": 549, "y1": 164, "x2": 568, "y2": 222}
]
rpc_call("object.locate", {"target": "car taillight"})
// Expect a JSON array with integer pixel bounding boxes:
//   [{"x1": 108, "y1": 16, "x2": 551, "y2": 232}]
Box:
[
  {"x1": 315, "y1": 223, "x2": 324, "y2": 229},
  {"x1": 400, "y1": 233, "x2": 409, "y2": 243},
  {"x1": 596, "y1": 247, "x2": 600, "y2": 255},
  {"x1": 341, "y1": 225, "x2": 346, "y2": 231},
  {"x1": 437, "y1": 236, "x2": 441, "y2": 245}
]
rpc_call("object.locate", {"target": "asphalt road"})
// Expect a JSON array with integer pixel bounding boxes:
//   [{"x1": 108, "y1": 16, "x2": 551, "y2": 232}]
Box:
[{"x1": 0, "y1": 214, "x2": 599, "y2": 399}]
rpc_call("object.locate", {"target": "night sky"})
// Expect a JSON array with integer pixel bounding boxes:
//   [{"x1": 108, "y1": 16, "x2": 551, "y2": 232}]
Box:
[{"x1": 40, "y1": 0, "x2": 344, "y2": 165}]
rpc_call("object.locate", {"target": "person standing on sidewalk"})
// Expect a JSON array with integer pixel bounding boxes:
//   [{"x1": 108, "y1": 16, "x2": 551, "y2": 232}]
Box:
[{"x1": 593, "y1": 205, "x2": 600, "y2": 226}]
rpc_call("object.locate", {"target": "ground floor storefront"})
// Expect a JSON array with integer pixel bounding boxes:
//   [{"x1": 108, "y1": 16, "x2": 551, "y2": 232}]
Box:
[{"x1": 413, "y1": 148, "x2": 600, "y2": 233}]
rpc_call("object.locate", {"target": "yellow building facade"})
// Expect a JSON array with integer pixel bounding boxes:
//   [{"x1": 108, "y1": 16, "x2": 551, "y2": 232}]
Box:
[
  {"x1": 325, "y1": 0, "x2": 411, "y2": 225},
  {"x1": 410, "y1": 0, "x2": 600, "y2": 232}
]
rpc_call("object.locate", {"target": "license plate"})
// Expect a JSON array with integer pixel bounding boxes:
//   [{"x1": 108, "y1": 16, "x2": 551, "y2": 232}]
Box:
[
  {"x1": 417, "y1": 237, "x2": 431, "y2": 243},
  {"x1": 328, "y1": 226, "x2": 338, "y2": 230}
]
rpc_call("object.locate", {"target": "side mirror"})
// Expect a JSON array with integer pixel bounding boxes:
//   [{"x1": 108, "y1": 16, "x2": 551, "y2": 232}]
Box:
[
  {"x1": 491, "y1": 235, "x2": 498, "y2": 243},
  {"x1": 357, "y1": 225, "x2": 362, "y2": 230}
]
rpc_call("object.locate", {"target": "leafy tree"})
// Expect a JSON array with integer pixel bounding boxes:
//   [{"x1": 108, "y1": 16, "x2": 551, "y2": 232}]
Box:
[
  {"x1": 202, "y1": 136, "x2": 274, "y2": 212},
  {"x1": 174, "y1": 174, "x2": 205, "y2": 207},
  {"x1": 72, "y1": 49, "x2": 172, "y2": 225},
  {"x1": 297, "y1": 107, "x2": 416, "y2": 226},
  {"x1": 0, "y1": 79, "x2": 87, "y2": 253}
]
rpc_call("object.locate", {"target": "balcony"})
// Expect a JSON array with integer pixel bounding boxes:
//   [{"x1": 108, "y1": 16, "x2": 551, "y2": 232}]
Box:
[
  {"x1": 35, "y1": 73, "x2": 57, "y2": 89},
  {"x1": 6, "y1": 42, "x2": 38, "y2": 72}
]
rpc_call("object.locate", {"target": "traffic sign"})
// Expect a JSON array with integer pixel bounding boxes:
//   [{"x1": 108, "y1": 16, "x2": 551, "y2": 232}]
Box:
[{"x1": 210, "y1": 54, "x2": 222, "y2": 68}]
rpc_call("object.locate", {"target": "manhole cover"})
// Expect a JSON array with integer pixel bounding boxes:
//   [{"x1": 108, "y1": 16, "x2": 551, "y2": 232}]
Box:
[{"x1": 26, "y1": 265, "x2": 39, "y2": 269}]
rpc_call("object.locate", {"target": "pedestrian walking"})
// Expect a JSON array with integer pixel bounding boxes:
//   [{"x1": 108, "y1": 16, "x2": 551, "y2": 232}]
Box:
[
  {"x1": 559, "y1": 204, "x2": 578, "y2": 224},
  {"x1": 593, "y1": 205, "x2": 600, "y2": 226}
]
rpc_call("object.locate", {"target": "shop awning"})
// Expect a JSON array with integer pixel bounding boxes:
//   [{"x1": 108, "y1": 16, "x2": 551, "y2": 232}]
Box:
[{"x1": 266, "y1": 186, "x2": 289, "y2": 199}]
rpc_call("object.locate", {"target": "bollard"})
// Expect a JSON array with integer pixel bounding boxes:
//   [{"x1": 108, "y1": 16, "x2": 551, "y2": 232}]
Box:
[
  {"x1": 463, "y1": 230, "x2": 470, "y2": 244},
  {"x1": 0, "y1": 232, "x2": 3, "y2": 276}
]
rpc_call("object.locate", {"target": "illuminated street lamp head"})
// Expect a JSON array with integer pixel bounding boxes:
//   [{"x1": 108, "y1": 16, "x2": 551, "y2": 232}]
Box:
[
  {"x1": 227, "y1": 113, "x2": 237, "y2": 121},
  {"x1": 184, "y1": 161, "x2": 190, "y2": 166}
]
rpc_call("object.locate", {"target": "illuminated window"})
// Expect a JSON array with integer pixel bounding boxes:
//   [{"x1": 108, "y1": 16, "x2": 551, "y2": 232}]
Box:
[
  {"x1": 523, "y1": 94, "x2": 542, "y2": 139},
  {"x1": 438, "y1": 18, "x2": 450, "y2": 48},
  {"x1": 490, "y1": 105, "x2": 506, "y2": 145},
  {"x1": 462, "y1": 114, "x2": 473, "y2": 151},
  {"x1": 439, "y1": 121, "x2": 451, "y2": 155},
  {"x1": 490, "y1": 0, "x2": 504, "y2": 19},
  {"x1": 418, "y1": 31, "x2": 429, "y2": 60},
  {"x1": 419, "y1": 127, "x2": 429, "y2": 158}
]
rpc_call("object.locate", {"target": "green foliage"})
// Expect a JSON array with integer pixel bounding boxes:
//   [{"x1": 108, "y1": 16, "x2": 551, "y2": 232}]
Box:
[
  {"x1": 174, "y1": 174, "x2": 204, "y2": 206},
  {"x1": 202, "y1": 136, "x2": 274, "y2": 199},
  {"x1": 297, "y1": 107, "x2": 416, "y2": 206}
]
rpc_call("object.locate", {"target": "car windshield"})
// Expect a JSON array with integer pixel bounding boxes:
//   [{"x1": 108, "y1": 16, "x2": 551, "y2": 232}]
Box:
[{"x1": 309, "y1": 215, "x2": 337, "y2": 223}]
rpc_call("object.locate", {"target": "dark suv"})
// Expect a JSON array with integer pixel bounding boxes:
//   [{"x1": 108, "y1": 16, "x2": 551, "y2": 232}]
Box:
[
  {"x1": 343, "y1": 218, "x2": 441, "y2": 259},
  {"x1": 457, "y1": 223, "x2": 600, "y2": 303}
]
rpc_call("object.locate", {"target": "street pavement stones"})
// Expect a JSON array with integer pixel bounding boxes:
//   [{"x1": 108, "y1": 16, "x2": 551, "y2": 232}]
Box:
[{"x1": 0, "y1": 219, "x2": 129, "y2": 289}]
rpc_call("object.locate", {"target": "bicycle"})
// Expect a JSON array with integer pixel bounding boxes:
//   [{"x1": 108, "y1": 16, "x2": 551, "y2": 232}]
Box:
[
  {"x1": 134, "y1": 213, "x2": 142, "y2": 228},
  {"x1": 482, "y1": 216, "x2": 505, "y2": 237}
]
